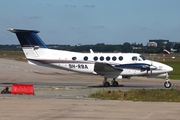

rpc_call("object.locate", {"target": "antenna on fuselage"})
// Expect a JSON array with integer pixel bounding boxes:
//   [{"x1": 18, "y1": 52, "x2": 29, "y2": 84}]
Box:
[{"x1": 90, "y1": 49, "x2": 94, "y2": 53}]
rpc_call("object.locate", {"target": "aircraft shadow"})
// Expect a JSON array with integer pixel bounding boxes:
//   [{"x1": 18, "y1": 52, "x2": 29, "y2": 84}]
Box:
[{"x1": 88, "y1": 84, "x2": 162, "y2": 89}]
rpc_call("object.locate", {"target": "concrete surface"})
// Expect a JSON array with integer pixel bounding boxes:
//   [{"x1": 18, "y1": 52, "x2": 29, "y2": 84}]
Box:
[{"x1": 1, "y1": 98, "x2": 180, "y2": 120}]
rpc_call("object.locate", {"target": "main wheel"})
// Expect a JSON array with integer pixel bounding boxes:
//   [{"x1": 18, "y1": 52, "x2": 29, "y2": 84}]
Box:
[
  {"x1": 103, "y1": 82, "x2": 110, "y2": 87},
  {"x1": 164, "y1": 81, "x2": 171, "y2": 88},
  {"x1": 112, "y1": 81, "x2": 118, "y2": 87}
]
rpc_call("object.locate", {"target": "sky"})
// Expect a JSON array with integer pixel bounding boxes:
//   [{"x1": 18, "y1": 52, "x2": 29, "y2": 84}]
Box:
[{"x1": 0, "y1": 0, "x2": 180, "y2": 45}]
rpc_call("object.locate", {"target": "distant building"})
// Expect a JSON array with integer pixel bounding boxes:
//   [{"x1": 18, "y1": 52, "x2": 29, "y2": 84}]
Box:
[
  {"x1": 147, "y1": 42, "x2": 157, "y2": 47},
  {"x1": 149, "y1": 39, "x2": 169, "y2": 44},
  {"x1": 77, "y1": 43, "x2": 82, "y2": 46},
  {"x1": 132, "y1": 47, "x2": 141, "y2": 49},
  {"x1": 171, "y1": 42, "x2": 180, "y2": 46}
]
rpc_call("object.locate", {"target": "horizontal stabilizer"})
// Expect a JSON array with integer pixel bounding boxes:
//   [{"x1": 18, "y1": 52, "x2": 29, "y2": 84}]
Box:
[{"x1": 8, "y1": 28, "x2": 40, "y2": 33}]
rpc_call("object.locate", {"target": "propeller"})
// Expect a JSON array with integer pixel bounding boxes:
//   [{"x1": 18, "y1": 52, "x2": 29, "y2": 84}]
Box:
[
  {"x1": 149, "y1": 65, "x2": 157, "y2": 74},
  {"x1": 141, "y1": 62, "x2": 157, "y2": 75},
  {"x1": 146, "y1": 61, "x2": 157, "y2": 75}
]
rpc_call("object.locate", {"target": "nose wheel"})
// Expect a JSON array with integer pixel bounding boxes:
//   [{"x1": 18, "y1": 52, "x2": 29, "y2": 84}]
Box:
[
  {"x1": 164, "y1": 81, "x2": 171, "y2": 88},
  {"x1": 164, "y1": 73, "x2": 171, "y2": 88}
]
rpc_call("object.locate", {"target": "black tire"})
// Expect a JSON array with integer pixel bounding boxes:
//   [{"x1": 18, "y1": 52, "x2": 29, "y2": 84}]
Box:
[
  {"x1": 112, "y1": 81, "x2": 118, "y2": 87},
  {"x1": 164, "y1": 81, "x2": 171, "y2": 88},
  {"x1": 103, "y1": 82, "x2": 110, "y2": 87}
]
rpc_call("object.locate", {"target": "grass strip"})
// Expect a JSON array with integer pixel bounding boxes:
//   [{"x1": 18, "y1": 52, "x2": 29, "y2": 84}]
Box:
[{"x1": 89, "y1": 89, "x2": 180, "y2": 102}]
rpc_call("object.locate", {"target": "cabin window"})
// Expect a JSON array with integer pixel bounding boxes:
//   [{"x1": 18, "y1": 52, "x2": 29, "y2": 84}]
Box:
[
  {"x1": 112, "y1": 56, "x2": 116, "y2": 61},
  {"x1": 84, "y1": 56, "x2": 88, "y2": 61},
  {"x1": 94, "y1": 56, "x2": 98, "y2": 61},
  {"x1": 132, "y1": 56, "x2": 137, "y2": 61},
  {"x1": 100, "y1": 56, "x2": 104, "y2": 61},
  {"x1": 106, "y1": 56, "x2": 110, "y2": 61},
  {"x1": 119, "y1": 56, "x2": 123, "y2": 61},
  {"x1": 72, "y1": 57, "x2": 77, "y2": 60}
]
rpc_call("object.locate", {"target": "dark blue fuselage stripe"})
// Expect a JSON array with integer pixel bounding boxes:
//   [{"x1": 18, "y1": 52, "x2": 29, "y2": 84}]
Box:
[{"x1": 28, "y1": 59, "x2": 94, "y2": 64}]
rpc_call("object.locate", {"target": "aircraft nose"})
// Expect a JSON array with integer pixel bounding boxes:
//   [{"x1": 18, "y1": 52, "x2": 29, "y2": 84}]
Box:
[
  {"x1": 168, "y1": 66, "x2": 173, "y2": 72},
  {"x1": 165, "y1": 65, "x2": 173, "y2": 72},
  {"x1": 152, "y1": 61, "x2": 173, "y2": 73}
]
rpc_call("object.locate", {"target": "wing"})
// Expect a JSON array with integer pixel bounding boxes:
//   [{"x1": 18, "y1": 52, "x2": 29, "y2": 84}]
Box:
[{"x1": 94, "y1": 62, "x2": 123, "y2": 75}]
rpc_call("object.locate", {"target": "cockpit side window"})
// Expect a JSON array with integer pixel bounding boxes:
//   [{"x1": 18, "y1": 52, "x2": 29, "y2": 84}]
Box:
[{"x1": 140, "y1": 55, "x2": 146, "y2": 60}]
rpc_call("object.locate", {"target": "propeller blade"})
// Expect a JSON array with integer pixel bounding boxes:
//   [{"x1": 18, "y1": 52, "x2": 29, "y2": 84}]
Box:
[{"x1": 149, "y1": 65, "x2": 157, "y2": 70}]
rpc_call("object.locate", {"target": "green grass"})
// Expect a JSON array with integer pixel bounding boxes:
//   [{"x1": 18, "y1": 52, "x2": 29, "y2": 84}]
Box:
[
  {"x1": 89, "y1": 89, "x2": 125, "y2": 100},
  {"x1": 125, "y1": 89, "x2": 180, "y2": 102},
  {"x1": 89, "y1": 89, "x2": 180, "y2": 102}
]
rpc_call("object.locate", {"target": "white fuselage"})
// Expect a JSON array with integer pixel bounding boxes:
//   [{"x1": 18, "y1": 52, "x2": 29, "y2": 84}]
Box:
[{"x1": 24, "y1": 47, "x2": 173, "y2": 78}]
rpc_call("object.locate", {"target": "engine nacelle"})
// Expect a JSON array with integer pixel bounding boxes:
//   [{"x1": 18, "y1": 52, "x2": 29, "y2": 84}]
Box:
[
  {"x1": 116, "y1": 76, "x2": 131, "y2": 79},
  {"x1": 122, "y1": 76, "x2": 131, "y2": 79},
  {"x1": 116, "y1": 75, "x2": 122, "y2": 79}
]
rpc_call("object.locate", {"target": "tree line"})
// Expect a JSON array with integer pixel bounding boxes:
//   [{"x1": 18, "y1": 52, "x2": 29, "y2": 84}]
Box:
[{"x1": 0, "y1": 42, "x2": 180, "y2": 53}]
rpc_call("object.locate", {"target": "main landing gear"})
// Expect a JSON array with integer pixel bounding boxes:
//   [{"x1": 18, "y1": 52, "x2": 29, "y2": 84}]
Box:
[
  {"x1": 164, "y1": 74, "x2": 171, "y2": 88},
  {"x1": 103, "y1": 78, "x2": 119, "y2": 87}
]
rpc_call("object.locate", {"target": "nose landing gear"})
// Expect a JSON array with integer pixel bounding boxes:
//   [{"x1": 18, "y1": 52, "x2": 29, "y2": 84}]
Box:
[{"x1": 164, "y1": 74, "x2": 171, "y2": 88}]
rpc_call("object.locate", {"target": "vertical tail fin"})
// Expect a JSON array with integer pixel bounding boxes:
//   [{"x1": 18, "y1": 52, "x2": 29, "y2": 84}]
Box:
[
  {"x1": 8, "y1": 28, "x2": 48, "y2": 59},
  {"x1": 7, "y1": 28, "x2": 48, "y2": 48}
]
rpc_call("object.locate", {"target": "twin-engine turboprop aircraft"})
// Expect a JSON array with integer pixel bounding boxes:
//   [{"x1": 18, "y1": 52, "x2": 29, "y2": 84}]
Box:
[{"x1": 8, "y1": 28, "x2": 173, "y2": 88}]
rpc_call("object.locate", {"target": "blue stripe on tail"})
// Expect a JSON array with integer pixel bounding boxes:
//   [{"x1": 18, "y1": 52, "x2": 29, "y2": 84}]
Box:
[{"x1": 8, "y1": 29, "x2": 48, "y2": 48}]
